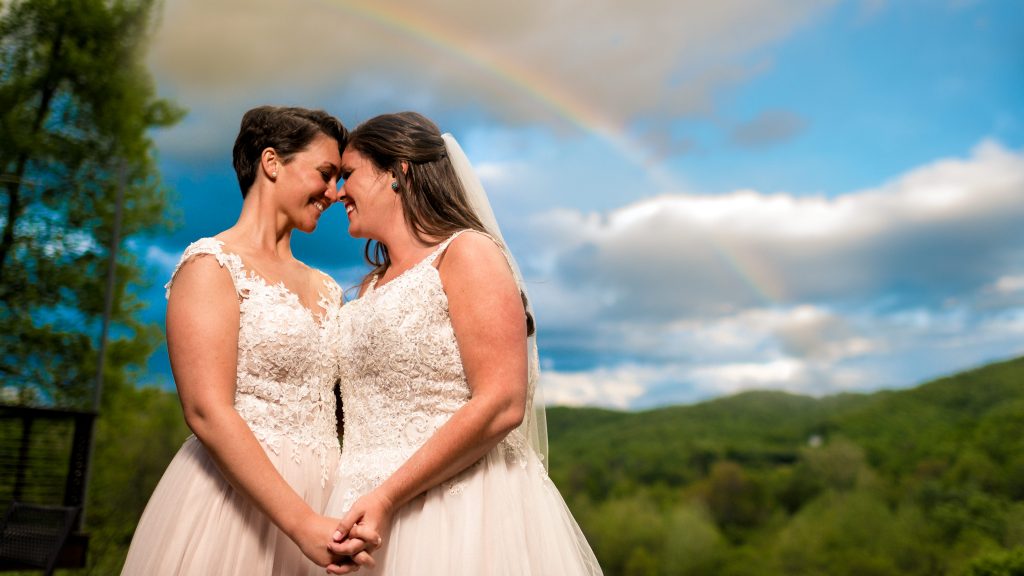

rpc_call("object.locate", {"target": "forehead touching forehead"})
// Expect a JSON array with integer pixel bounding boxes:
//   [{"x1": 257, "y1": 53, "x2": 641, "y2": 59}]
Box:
[
  {"x1": 298, "y1": 133, "x2": 341, "y2": 163},
  {"x1": 341, "y1": 147, "x2": 380, "y2": 173},
  {"x1": 233, "y1": 105, "x2": 347, "y2": 197}
]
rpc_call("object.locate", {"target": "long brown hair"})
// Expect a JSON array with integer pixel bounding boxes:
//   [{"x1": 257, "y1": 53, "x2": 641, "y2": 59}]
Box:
[
  {"x1": 347, "y1": 111, "x2": 534, "y2": 335},
  {"x1": 347, "y1": 112, "x2": 486, "y2": 275}
]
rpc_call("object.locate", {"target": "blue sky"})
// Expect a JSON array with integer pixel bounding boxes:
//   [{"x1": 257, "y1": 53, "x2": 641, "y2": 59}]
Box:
[{"x1": 138, "y1": 0, "x2": 1024, "y2": 409}]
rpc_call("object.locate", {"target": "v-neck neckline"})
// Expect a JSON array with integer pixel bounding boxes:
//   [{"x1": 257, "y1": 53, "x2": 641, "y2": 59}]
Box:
[
  {"x1": 368, "y1": 230, "x2": 474, "y2": 294},
  {"x1": 213, "y1": 240, "x2": 330, "y2": 326},
  {"x1": 368, "y1": 238, "x2": 454, "y2": 293},
  {"x1": 369, "y1": 253, "x2": 436, "y2": 294}
]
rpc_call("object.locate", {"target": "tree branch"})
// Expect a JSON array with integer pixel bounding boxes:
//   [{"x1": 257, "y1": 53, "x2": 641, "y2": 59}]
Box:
[{"x1": 0, "y1": 19, "x2": 65, "y2": 286}]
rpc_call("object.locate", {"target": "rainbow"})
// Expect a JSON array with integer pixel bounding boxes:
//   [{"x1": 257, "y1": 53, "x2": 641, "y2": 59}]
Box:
[
  {"x1": 318, "y1": 0, "x2": 667, "y2": 179},
  {"x1": 319, "y1": 0, "x2": 778, "y2": 305}
]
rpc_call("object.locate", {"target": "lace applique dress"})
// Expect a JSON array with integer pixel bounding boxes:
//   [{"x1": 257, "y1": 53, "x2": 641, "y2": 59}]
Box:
[
  {"x1": 322, "y1": 231, "x2": 602, "y2": 575},
  {"x1": 121, "y1": 238, "x2": 343, "y2": 576}
]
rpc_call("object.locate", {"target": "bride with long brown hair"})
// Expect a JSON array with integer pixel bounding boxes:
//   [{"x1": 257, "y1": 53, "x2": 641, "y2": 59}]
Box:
[{"x1": 322, "y1": 111, "x2": 602, "y2": 575}]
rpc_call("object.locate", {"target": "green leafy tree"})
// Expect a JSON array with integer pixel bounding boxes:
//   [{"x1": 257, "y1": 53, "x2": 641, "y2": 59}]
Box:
[
  {"x1": 661, "y1": 502, "x2": 727, "y2": 576},
  {"x1": 964, "y1": 547, "x2": 1024, "y2": 576},
  {"x1": 698, "y1": 460, "x2": 766, "y2": 536},
  {"x1": 0, "y1": 0, "x2": 183, "y2": 407},
  {"x1": 802, "y1": 437, "x2": 869, "y2": 491},
  {"x1": 972, "y1": 400, "x2": 1024, "y2": 499},
  {"x1": 580, "y1": 493, "x2": 665, "y2": 575}
]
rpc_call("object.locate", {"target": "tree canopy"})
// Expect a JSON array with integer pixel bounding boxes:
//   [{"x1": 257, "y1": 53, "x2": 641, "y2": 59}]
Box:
[
  {"x1": 547, "y1": 356, "x2": 1024, "y2": 575},
  {"x1": 0, "y1": 0, "x2": 183, "y2": 408}
]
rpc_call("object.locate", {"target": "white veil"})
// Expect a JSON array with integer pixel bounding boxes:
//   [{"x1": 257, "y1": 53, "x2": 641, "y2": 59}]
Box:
[{"x1": 442, "y1": 133, "x2": 549, "y2": 469}]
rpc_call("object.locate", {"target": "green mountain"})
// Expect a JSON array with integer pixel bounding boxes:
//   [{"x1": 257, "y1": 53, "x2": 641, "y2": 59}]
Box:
[{"x1": 547, "y1": 356, "x2": 1024, "y2": 576}]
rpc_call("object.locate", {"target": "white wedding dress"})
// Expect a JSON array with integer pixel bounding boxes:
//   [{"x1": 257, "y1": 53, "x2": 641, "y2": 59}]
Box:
[
  {"x1": 322, "y1": 230, "x2": 602, "y2": 575},
  {"x1": 121, "y1": 238, "x2": 343, "y2": 575}
]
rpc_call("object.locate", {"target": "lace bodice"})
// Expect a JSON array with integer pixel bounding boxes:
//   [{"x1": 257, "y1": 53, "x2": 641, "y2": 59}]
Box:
[
  {"x1": 166, "y1": 238, "x2": 342, "y2": 486},
  {"x1": 334, "y1": 231, "x2": 530, "y2": 511}
]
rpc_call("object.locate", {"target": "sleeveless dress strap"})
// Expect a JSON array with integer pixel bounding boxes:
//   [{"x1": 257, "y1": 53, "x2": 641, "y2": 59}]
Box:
[
  {"x1": 425, "y1": 228, "x2": 509, "y2": 267},
  {"x1": 426, "y1": 229, "x2": 518, "y2": 279},
  {"x1": 369, "y1": 230, "x2": 504, "y2": 291},
  {"x1": 164, "y1": 238, "x2": 246, "y2": 299},
  {"x1": 424, "y1": 230, "x2": 469, "y2": 267}
]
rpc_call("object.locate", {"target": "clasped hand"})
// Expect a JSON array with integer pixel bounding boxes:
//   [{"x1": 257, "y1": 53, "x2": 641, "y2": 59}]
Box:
[
  {"x1": 320, "y1": 521, "x2": 382, "y2": 574},
  {"x1": 293, "y1": 513, "x2": 379, "y2": 571},
  {"x1": 325, "y1": 490, "x2": 396, "y2": 575}
]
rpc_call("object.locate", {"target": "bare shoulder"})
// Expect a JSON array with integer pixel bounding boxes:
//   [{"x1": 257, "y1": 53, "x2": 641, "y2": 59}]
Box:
[
  {"x1": 438, "y1": 231, "x2": 516, "y2": 293},
  {"x1": 441, "y1": 230, "x2": 506, "y2": 267},
  {"x1": 168, "y1": 254, "x2": 236, "y2": 305}
]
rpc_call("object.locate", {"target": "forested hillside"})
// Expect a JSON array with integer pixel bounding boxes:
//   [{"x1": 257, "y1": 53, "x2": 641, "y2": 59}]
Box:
[{"x1": 547, "y1": 356, "x2": 1024, "y2": 575}]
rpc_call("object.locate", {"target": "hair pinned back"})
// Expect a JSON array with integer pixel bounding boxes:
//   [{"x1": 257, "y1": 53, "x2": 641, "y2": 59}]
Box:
[
  {"x1": 346, "y1": 112, "x2": 485, "y2": 267},
  {"x1": 347, "y1": 111, "x2": 534, "y2": 335},
  {"x1": 232, "y1": 106, "x2": 348, "y2": 198}
]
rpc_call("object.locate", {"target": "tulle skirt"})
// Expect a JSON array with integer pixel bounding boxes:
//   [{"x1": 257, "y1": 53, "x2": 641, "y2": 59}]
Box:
[
  {"x1": 121, "y1": 435, "x2": 337, "y2": 576},
  {"x1": 321, "y1": 446, "x2": 603, "y2": 576}
]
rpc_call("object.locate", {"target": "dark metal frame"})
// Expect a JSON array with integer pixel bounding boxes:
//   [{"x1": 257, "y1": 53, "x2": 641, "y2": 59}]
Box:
[{"x1": 0, "y1": 405, "x2": 93, "y2": 571}]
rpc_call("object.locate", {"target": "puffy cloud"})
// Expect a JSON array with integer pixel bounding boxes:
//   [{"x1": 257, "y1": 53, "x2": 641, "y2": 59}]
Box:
[
  {"x1": 973, "y1": 275, "x2": 1024, "y2": 312},
  {"x1": 991, "y1": 275, "x2": 1024, "y2": 294},
  {"x1": 148, "y1": 0, "x2": 836, "y2": 155},
  {"x1": 530, "y1": 140, "x2": 1024, "y2": 321},
  {"x1": 525, "y1": 141, "x2": 1024, "y2": 407},
  {"x1": 145, "y1": 243, "x2": 181, "y2": 276},
  {"x1": 539, "y1": 301, "x2": 1024, "y2": 407},
  {"x1": 765, "y1": 306, "x2": 874, "y2": 361},
  {"x1": 539, "y1": 367, "x2": 649, "y2": 409}
]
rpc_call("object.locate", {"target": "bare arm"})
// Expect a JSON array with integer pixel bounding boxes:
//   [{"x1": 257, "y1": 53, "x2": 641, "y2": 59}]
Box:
[
  {"x1": 167, "y1": 255, "x2": 374, "y2": 567},
  {"x1": 328, "y1": 233, "x2": 527, "y2": 571}
]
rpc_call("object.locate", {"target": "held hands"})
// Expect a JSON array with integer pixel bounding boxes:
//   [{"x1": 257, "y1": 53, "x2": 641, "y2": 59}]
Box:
[
  {"x1": 292, "y1": 513, "x2": 378, "y2": 570},
  {"x1": 326, "y1": 490, "x2": 396, "y2": 575}
]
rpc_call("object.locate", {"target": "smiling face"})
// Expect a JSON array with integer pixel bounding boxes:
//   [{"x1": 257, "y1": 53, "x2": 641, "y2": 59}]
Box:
[
  {"x1": 338, "y1": 146, "x2": 403, "y2": 240},
  {"x1": 274, "y1": 134, "x2": 342, "y2": 233}
]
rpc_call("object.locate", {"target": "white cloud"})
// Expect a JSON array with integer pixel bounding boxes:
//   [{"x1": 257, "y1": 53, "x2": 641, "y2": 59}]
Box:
[
  {"x1": 537, "y1": 299, "x2": 1024, "y2": 408},
  {"x1": 148, "y1": 0, "x2": 836, "y2": 156},
  {"x1": 689, "y1": 358, "x2": 805, "y2": 393},
  {"x1": 991, "y1": 275, "x2": 1024, "y2": 294},
  {"x1": 523, "y1": 141, "x2": 1024, "y2": 407},
  {"x1": 145, "y1": 244, "x2": 181, "y2": 275},
  {"x1": 772, "y1": 306, "x2": 875, "y2": 361},
  {"x1": 473, "y1": 161, "x2": 517, "y2": 188},
  {"x1": 530, "y1": 140, "x2": 1024, "y2": 319},
  {"x1": 540, "y1": 366, "x2": 648, "y2": 409}
]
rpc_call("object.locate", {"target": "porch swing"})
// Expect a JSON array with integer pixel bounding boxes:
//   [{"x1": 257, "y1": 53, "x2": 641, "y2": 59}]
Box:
[{"x1": 0, "y1": 405, "x2": 92, "y2": 573}]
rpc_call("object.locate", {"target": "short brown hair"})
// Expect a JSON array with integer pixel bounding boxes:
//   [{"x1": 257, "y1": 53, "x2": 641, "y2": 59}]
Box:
[{"x1": 232, "y1": 106, "x2": 348, "y2": 197}]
